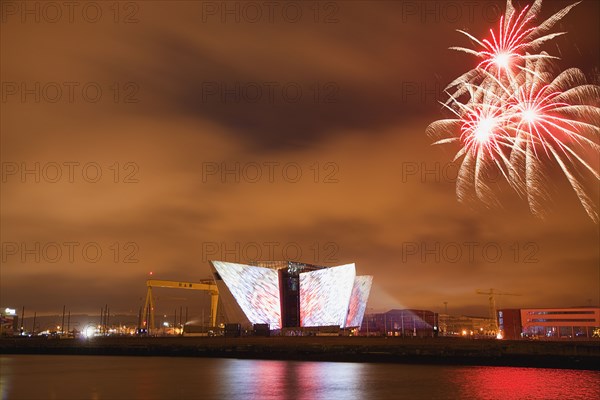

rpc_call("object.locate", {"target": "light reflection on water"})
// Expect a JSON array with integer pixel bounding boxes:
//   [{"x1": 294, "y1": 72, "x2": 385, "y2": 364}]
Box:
[
  {"x1": 1, "y1": 355, "x2": 598, "y2": 400},
  {"x1": 451, "y1": 366, "x2": 600, "y2": 400}
]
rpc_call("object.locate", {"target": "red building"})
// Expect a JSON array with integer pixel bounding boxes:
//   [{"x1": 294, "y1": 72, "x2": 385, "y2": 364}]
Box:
[
  {"x1": 498, "y1": 307, "x2": 600, "y2": 340},
  {"x1": 497, "y1": 309, "x2": 522, "y2": 340}
]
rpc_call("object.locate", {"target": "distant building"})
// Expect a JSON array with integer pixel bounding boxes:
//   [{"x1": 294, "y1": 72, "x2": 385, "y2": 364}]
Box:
[
  {"x1": 0, "y1": 307, "x2": 18, "y2": 336},
  {"x1": 210, "y1": 261, "x2": 373, "y2": 330},
  {"x1": 498, "y1": 307, "x2": 600, "y2": 340},
  {"x1": 496, "y1": 309, "x2": 522, "y2": 340},
  {"x1": 360, "y1": 309, "x2": 438, "y2": 337},
  {"x1": 438, "y1": 314, "x2": 496, "y2": 337}
]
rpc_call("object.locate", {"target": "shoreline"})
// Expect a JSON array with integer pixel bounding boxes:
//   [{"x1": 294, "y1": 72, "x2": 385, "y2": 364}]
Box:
[{"x1": 1, "y1": 336, "x2": 598, "y2": 371}]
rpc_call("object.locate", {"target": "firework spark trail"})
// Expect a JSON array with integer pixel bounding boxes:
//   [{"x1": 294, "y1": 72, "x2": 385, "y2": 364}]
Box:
[
  {"x1": 445, "y1": 0, "x2": 580, "y2": 102},
  {"x1": 427, "y1": 0, "x2": 600, "y2": 222},
  {"x1": 506, "y1": 56, "x2": 600, "y2": 221}
]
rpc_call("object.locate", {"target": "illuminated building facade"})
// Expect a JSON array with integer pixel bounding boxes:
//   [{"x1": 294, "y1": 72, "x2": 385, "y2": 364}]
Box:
[
  {"x1": 0, "y1": 307, "x2": 18, "y2": 336},
  {"x1": 498, "y1": 307, "x2": 600, "y2": 340},
  {"x1": 210, "y1": 261, "x2": 372, "y2": 330}
]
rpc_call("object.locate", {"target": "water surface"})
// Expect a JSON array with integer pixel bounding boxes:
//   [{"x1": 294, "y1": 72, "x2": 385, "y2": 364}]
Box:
[{"x1": 1, "y1": 355, "x2": 599, "y2": 399}]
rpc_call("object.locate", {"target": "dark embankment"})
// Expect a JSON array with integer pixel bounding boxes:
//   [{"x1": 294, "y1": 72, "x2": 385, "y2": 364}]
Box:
[{"x1": 1, "y1": 336, "x2": 598, "y2": 370}]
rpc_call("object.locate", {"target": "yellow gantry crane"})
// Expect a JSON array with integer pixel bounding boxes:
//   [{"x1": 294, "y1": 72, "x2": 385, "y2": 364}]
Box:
[
  {"x1": 476, "y1": 288, "x2": 522, "y2": 332},
  {"x1": 142, "y1": 279, "x2": 219, "y2": 332}
]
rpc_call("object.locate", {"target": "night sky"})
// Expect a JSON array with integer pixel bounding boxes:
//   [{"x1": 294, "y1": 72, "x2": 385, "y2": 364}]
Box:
[{"x1": 1, "y1": 0, "x2": 599, "y2": 318}]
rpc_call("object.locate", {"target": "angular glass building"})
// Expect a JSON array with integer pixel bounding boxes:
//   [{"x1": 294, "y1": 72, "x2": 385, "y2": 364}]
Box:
[{"x1": 210, "y1": 261, "x2": 372, "y2": 330}]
